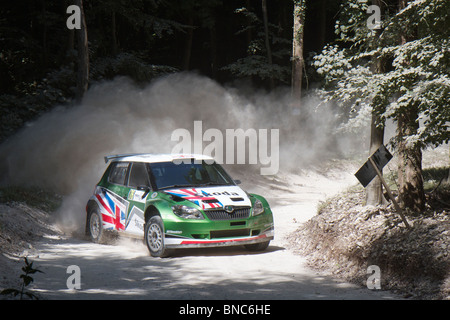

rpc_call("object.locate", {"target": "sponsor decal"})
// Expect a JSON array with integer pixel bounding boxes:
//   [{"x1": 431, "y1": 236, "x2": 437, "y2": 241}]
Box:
[
  {"x1": 165, "y1": 188, "x2": 224, "y2": 209},
  {"x1": 167, "y1": 230, "x2": 183, "y2": 234},
  {"x1": 127, "y1": 189, "x2": 147, "y2": 202}
]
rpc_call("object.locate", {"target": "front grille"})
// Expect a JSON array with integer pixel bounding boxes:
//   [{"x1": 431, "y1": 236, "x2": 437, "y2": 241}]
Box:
[
  {"x1": 203, "y1": 199, "x2": 220, "y2": 204},
  {"x1": 204, "y1": 207, "x2": 251, "y2": 221},
  {"x1": 210, "y1": 229, "x2": 250, "y2": 239}
]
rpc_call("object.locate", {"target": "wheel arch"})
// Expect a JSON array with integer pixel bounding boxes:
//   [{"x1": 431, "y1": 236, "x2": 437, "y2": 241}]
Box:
[
  {"x1": 144, "y1": 205, "x2": 161, "y2": 223},
  {"x1": 85, "y1": 199, "x2": 99, "y2": 234}
]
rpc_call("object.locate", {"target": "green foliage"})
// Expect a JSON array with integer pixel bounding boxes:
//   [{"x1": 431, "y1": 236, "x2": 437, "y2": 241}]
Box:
[
  {"x1": 91, "y1": 52, "x2": 178, "y2": 83},
  {"x1": 422, "y1": 166, "x2": 450, "y2": 191},
  {"x1": 3, "y1": 0, "x2": 446, "y2": 151},
  {"x1": 0, "y1": 64, "x2": 77, "y2": 141},
  {"x1": 313, "y1": 0, "x2": 450, "y2": 148},
  {"x1": 222, "y1": 6, "x2": 291, "y2": 85},
  {"x1": 334, "y1": 0, "x2": 371, "y2": 44},
  {"x1": 222, "y1": 55, "x2": 290, "y2": 83},
  {"x1": 1, "y1": 257, "x2": 43, "y2": 300}
]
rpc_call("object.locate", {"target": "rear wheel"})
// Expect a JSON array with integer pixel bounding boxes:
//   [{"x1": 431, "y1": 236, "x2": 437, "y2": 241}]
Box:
[
  {"x1": 144, "y1": 216, "x2": 171, "y2": 257},
  {"x1": 87, "y1": 207, "x2": 104, "y2": 243}
]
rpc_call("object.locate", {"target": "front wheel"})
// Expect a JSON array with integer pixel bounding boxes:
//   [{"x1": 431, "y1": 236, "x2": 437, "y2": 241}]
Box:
[{"x1": 144, "y1": 216, "x2": 171, "y2": 257}]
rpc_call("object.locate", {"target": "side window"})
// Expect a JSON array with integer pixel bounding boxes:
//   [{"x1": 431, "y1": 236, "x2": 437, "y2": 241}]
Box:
[
  {"x1": 128, "y1": 162, "x2": 150, "y2": 188},
  {"x1": 108, "y1": 162, "x2": 130, "y2": 185}
]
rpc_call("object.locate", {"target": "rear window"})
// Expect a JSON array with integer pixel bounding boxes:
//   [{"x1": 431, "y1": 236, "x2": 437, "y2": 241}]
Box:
[
  {"x1": 108, "y1": 162, "x2": 130, "y2": 185},
  {"x1": 128, "y1": 162, "x2": 150, "y2": 188}
]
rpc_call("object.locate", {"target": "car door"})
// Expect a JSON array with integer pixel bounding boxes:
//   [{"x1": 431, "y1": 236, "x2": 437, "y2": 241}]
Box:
[
  {"x1": 125, "y1": 162, "x2": 151, "y2": 235},
  {"x1": 104, "y1": 161, "x2": 131, "y2": 232}
]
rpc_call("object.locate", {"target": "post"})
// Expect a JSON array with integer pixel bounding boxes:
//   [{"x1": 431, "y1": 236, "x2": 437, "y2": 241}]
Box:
[{"x1": 368, "y1": 157, "x2": 410, "y2": 229}]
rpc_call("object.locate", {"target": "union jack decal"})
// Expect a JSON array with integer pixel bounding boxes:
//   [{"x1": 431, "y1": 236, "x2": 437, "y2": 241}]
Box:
[{"x1": 94, "y1": 188, "x2": 128, "y2": 231}]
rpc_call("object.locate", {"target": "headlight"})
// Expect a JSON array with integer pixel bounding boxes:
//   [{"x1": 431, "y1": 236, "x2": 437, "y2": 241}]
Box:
[
  {"x1": 252, "y1": 199, "x2": 264, "y2": 216},
  {"x1": 172, "y1": 205, "x2": 204, "y2": 219}
]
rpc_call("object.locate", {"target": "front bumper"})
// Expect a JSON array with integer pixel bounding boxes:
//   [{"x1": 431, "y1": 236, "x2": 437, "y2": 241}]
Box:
[{"x1": 164, "y1": 227, "x2": 274, "y2": 249}]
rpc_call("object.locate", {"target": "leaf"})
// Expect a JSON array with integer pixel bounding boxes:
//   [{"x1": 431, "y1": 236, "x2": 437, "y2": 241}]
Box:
[
  {"x1": 1, "y1": 288, "x2": 21, "y2": 296},
  {"x1": 20, "y1": 274, "x2": 34, "y2": 286}
]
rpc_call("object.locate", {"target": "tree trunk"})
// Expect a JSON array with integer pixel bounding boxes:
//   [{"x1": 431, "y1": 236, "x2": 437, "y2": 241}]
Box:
[
  {"x1": 397, "y1": 109, "x2": 425, "y2": 212},
  {"x1": 447, "y1": 157, "x2": 450, "y2": 184},
  {"x1": 111, "y1": 11, "x2": 118, "y2": 56},
  {"x1": 291, "y1": 0, "x2": 306, "y2": 108},
  {"x1": 75, "y1": 0, "x2": 89, "y2": 101},
  {"x1": 183, "y1": 16, "x2": 194, "y2": 71},
  {"x1": 42, "y1": 0, "x2": 48, "y2": 67},
  {"x1": 244, "y1": 0, "x2": 253, "y2": 45},
  {"x1": 396, "y1": 0, "x2": 425, "y2": 212},
  {"x1": 448, "y1": 145, "x2": 450, "y2": 184},
  {"x1": 261, "y1": 0, "x2": 274, "y2": 89},
  {"x1": 366, "y1": 0, "x2": 386, "y2": 206},
  {"x1": 366, "y1": 113, "x2": 386, "y2": 206},
  {"x1": 209, "y1": 25, "x2": 218, "y2": 79},
  {"x1": 317, "y1": 0, "x2": 327, "y2": 50}
]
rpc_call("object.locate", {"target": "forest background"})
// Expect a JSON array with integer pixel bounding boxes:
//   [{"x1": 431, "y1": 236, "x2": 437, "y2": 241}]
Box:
[{"x1": 1, "y1": 0, "x2": 448, "y2": 212}]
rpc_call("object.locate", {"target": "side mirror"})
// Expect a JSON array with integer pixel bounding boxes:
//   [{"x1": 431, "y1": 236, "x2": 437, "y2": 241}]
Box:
[
  {"x1": 234, "y1": 179, "x2": 242, "y2": 185},
  {"x1": 137, "y1": 185, "x2": 151, "y2": 199}
]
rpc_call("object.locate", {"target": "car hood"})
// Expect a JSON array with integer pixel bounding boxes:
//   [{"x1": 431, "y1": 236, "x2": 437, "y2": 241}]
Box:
[{"x1": 163, "y1": 185, "x2": 251, "y2": 210}]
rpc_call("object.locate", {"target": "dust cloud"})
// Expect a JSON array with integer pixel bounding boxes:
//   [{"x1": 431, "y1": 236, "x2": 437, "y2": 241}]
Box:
[{"x1": 0, "y1": 73, "x2": 366, "y2": 232}]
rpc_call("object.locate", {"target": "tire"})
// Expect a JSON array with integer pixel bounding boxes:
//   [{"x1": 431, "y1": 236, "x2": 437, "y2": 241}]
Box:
[
  {"x1": 244, "y1": 240, "x2": 270, "y2": 251},
  {"x1": 87, "y1": 207, "x2": 104, "y2": 243},
  {"x1": 144, "y1": 216, "x2": 171, "y2": 257}
]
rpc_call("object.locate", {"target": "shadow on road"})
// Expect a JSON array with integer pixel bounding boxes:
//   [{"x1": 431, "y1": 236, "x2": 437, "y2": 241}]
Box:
[
  {"x1": 30, "y1": 237, "x2": 396, "y2": 300},
  {"x1": 169, "y1": 244, "x2": 285, "y2": 258}
]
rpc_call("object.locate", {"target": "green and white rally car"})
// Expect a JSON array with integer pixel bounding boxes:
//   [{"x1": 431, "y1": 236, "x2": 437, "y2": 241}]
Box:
[{"x1": 85, "y1": 154, "x2": 274, "y2": 257}]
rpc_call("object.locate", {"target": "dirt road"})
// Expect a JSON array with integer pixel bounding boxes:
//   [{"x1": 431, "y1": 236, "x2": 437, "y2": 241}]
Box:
[{"x1": 18, "y1": 166, "x2": 402, "y2": 300}]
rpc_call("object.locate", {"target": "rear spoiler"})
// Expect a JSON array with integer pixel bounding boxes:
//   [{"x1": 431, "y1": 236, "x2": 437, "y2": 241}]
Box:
[
  {"x1": 104, "y1": 153, "x2": 143, "y2": 163},
  {"x1": 104, "y1": 153, "x2": 212, "y2": 164}
]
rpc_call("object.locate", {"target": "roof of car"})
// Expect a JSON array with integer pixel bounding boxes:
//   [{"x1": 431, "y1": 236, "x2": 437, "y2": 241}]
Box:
[{"x1": 104, "y1": 153, "x2": 214, "y2": 164}]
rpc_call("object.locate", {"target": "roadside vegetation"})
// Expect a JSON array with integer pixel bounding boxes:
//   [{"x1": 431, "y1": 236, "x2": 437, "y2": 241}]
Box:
[
  {"x1": 290, "y1": 164, "x2": 450, "y2": 299},
  {"x1": 1, "y1": 257, "x2": 43, "y2": 300},
  {"x1": 0, "y1": 187, "x2": 62, "y2": 212}
]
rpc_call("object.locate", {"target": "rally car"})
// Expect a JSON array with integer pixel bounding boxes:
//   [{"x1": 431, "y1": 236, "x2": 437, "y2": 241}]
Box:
[{"x1": 85, "y1": 153, "x2": 274, "y2": 257}]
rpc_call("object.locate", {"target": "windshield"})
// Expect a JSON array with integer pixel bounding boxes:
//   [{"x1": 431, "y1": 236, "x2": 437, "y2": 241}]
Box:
[{"x1": 149, "y1": 160, "x2": 235, "y2": 190}]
